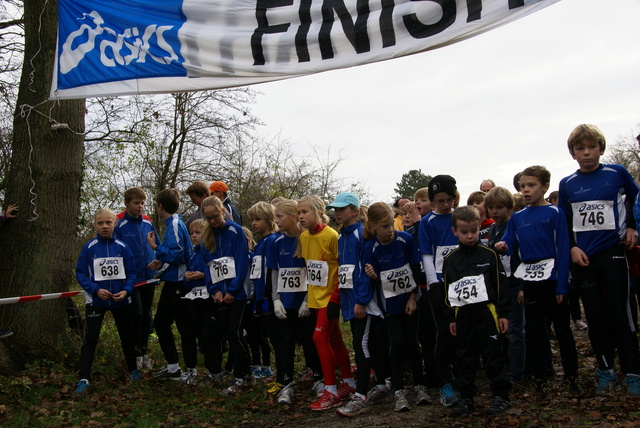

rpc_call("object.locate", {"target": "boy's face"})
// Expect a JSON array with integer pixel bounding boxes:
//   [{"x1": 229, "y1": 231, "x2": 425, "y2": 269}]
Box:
[
  {"x1": 203, "y1": 205, "x2": 225, "y2": 229},
  {"x1": 520, "y1": 175, "x2": 549, "y2": 206},
  {"x1": 333, "y1": 206, "x2": 358, "y2": 226},
  {"x1": 94, "y1": 213, "x2": 116, "y2": 238},
  {"x1": 190, "y1": 227, "x2": 204, "y2": 246},
  {"x1": 432, "y1": 192, "x2": 454, "y2": 215},
  {"x1": 486, "y1": 203, "x2": 511, "y2": 225},
  {"x1": 452, "y1": 219, "x2": 480, "y2": 246},
  {"x1": 125, "y1": 198, "x2": 145, "y2": 218},
  {"x1": 415, "y1": 197, "x2": 431, "y2": 216},
  {"x1": 571, "y1": 139, "x2": 603, "y2": 173}
]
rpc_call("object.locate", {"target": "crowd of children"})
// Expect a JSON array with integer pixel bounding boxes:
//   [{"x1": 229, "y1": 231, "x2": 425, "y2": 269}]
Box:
[{"x1": 70, "y1": 124, "x2": 640, "y2": 417}]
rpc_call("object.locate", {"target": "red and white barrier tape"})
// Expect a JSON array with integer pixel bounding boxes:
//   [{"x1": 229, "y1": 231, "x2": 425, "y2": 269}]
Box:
[{"x1": 0, "y1": 279, "x2": 160, "y2": 306}]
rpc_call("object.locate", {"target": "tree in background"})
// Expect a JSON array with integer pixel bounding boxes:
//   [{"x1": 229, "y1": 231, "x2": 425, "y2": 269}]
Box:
[
  {"x1": 0, "y1": 0, "x2": 86, "y2": 371},
  {"x1": 603, "y1": 124, "x2": 640, "y2": 180},
  {"x1": 394, "y1": 169, "x2": 432, "y2": 199}
]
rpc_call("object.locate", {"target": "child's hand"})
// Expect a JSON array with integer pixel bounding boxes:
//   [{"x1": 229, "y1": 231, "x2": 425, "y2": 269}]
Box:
[
  {"x1": 148, "y1": 260, "x2": 161, "y2": 270},
  {"x1": 213, "y1": 291, "x2": 223, "y2": 303},
  {"x1": 405, "y1": 295, "x2": 417, "y2": 315},
  {"x1": 223, "y1": 293, "x2": 234, "y2": 304},
  {"x1": 570, "y1": 247, "x2": 589, "y2": 267},
  {"x1": 626, "y1": 228, "x2": 638, "y2": 249},
  {"x1": 499, "y1": 318, "x2": 509, "y2": 334},
  {"x1": 185, "y1": 271, "x2": 204, "y2": 281},
  {"x1": 146, "y1": 231, "x2": 157, "y2": 250},
  {"x1": 449, "y1": 322, "x2": 457, "y2": 336},
  {"x1": 405, "y1": 204, "x2": 421, "y2": 224},
  {"x1": 112, "y1": 290, "x2": 128, "y2": 301},
  {"x1": 354, "y1": 304, "x2": 366, "y2": 319},
  {"x1": 4, "y1": 204, "x2": 19, "y2": 218},
  {"x1": 517, "y1": 290, "x2": 524, "y2": 305},
  {"x1": 364, "y1": 264, "x2": 377, "y2": 280},
  {"x1": 494, "y1": 241, "x2": 508, "y2": 252},
  {"x1": 97, "y1": 289, "x2": 113, "y2": 300}
]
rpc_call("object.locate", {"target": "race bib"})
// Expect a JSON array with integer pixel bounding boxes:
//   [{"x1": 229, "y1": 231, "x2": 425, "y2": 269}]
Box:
[
  {"x1": 250, "y1": 255, "x2": 262, "y2": 280},
  {"x1": 182, "y1": 286, "x2": 210, "y2": 300},
  {"x1": 571, "y1": 200, "x2": 615, "y2": 232},
  {"x1": 448, "y1": 274, "x2": 489, "y2": 307},
  {"x1": 435, "y1": 245, "x2": 458, "y2": 274},
  {"x1": 306, "y1": 260, "x2": 329, "y2": 287},
  {"x1": 208, "y1": 256, "x2": 236, "y2": 283},
  {"x1": 499, "y1": 254, "x2": 512, "y2": 277},
  {"x1": 514, "y1": 258, "x2": 555, "y2": 281},
  {"x1": 278, "y1": 267, "x2": 306, "y2": 293},
  {"x1": 93, "y1": 257, "x2": 126, "y2": 281},
  {"x1": 338, "y1": 264, "x2": 355, "y2": 289},
  {"x1": 381, "y1": 264, "x2": 416, "y2": 298}
]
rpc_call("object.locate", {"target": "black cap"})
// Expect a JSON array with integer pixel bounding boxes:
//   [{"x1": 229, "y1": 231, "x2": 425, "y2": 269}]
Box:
[{"x1": 428, "y1": 175, "x2": 457, "y2": 201}]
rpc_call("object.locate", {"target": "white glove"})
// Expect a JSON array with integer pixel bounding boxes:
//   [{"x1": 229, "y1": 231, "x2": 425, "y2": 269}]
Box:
[
  {"x1": 298, "y1": 300, "x2": 310, "y2": 318},
  {"x1": 273, "y1": 300, "x2": 287, "y2": 320}
]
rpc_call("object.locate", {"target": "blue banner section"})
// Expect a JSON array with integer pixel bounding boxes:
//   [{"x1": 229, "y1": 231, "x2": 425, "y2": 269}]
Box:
[{"x1": 57, "y1": 0, "x2": 186, "y2": 90}]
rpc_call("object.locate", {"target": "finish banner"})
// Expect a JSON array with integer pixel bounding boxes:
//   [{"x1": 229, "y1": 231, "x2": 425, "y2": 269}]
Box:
[{"x1": 52, "y1": 0, "x2": 560, "y2": 99}]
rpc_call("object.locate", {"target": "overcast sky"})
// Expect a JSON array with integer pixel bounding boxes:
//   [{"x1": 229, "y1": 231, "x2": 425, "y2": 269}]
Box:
[{"x1": 250, "y1": 0, "x2": 640, "y2": 204}]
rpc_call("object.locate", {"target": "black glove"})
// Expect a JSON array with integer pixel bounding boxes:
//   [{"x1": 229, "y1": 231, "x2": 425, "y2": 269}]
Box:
[{"x1": 327, "y1": 301, "x2": 340, "y2": 321}]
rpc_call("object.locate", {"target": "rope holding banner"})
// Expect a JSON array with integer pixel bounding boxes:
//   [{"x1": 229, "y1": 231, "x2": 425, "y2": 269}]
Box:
[{"x1": 0, "y1": 279, "x2": 160, "y2": 306}]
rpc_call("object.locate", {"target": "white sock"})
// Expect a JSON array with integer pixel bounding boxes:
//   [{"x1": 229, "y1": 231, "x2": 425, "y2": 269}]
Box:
[
  {"x1": 168, "y1": 363, "x2": 180, "y2": 372},
  {"x1": 355, "y1": 392, "x2": 367, "y2": 400},
  {"x1": 326, "y1": 384, "x2": 338, "y2": 396},
  {"x1": 79, "y1": 378, "x2": 89, "y2": 385},
  {"x1": 377, "y1": 384, "x2": 389, "y2": 392},
  {"x1": 344, "y1": 377, "x2": 356, "y2": 389}
]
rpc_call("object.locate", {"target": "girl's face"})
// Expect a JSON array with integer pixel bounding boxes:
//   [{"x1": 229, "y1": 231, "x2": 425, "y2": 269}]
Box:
[
  {"x1": 203, "y1": 205, "x2": 225, "y2": 229},
  {"x1": 402, "y1": 210, "x2": 413, "y2": 228},
  {"x1": 190, "y1": 228, "x2": 204, "y2": 246},
  {"x1": 333, "y1": 206, "x2": 358, "y2": 227},
  {"x1": 297, "y1": 202, "x2": 319, "y2": 230},
  {"x1": 275, "y1": 208, "x2": 297, "y2": 233},
  {"x1": 374, "y1": 217, "x2": 395, "y2": 245},
  {"x1": 251, "y1": 217, "x2": 269, "y2": 235},
  {"x1": 472, "y1": 200, "x2": 487, "y2": 219}
]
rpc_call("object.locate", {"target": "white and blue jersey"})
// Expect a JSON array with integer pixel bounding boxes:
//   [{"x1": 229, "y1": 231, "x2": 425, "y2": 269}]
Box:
[
  {"x1": 115, "y1": 212, "x2": 159, "y2": 283},
  {"x1": 418, "y1": 211, "x2": 458, "y2": 283},
  {"x1": 362, "y1": 231, "x2": 421, "y2": 315},
  {"x1": 184, "y1": 245, "x2": 208, "y2": 290},
  {"x1": 251, "y1": 232, "x2": 278, "y2": 301},
  {"x1": 201, "y1": 220, "x2": 250, "y2": 300},
  {"x1": 155, "y1": 213, "x2": 191, "y2": 281},
  {"x1": 76, "y1": 234, "x2": 136, "y2": 308},
  {"x1": 337, "y1": 222, "x2": 364, "y2": 321},
  {"x1": 266, "y1": 233, "x2": 307, "y2": 310},
  {"x1": 501, "y1": 204, "x2": 571, "y2": 295},
  {"x1": 559, "y1": 164, "x2": 638, "y2": 257}
]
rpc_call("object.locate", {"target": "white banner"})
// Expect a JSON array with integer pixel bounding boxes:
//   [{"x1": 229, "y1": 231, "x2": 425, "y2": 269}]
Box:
[{"x1": 53, "y1": 0, "x2": 560, "y2": 99}]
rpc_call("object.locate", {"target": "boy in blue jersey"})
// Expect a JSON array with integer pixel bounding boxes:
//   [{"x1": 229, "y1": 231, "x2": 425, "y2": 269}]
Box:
[
  {"x1": 559, "y1": 124, "x2": 640, "y2": 397},
  {"x1": 114, "y1": 187, "x2": 159, "y2": 371},
  {"x1": 74, "y1": 209, "x2": 139, "y2": 395},
  {"x1": 496, "y1": 166, "x2": 579, "y2": 398},
  {"x1": 444, "y1": 205, "x2": 511, "y2": 415},
  {"x1": 485, "y1": 187, "x2": 526, "y2": 386},
  {"x1": 418, "y1": 174, "x2": 459, "y2": 407},
  {"x1": 147, "y1": 188, "x2": 193, "y2": 380}
]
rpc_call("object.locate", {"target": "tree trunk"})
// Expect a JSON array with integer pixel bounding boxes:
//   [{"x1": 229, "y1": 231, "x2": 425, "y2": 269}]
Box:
[{"x1": 0, "y1": 0, "x2": 85, "y2": 372}]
